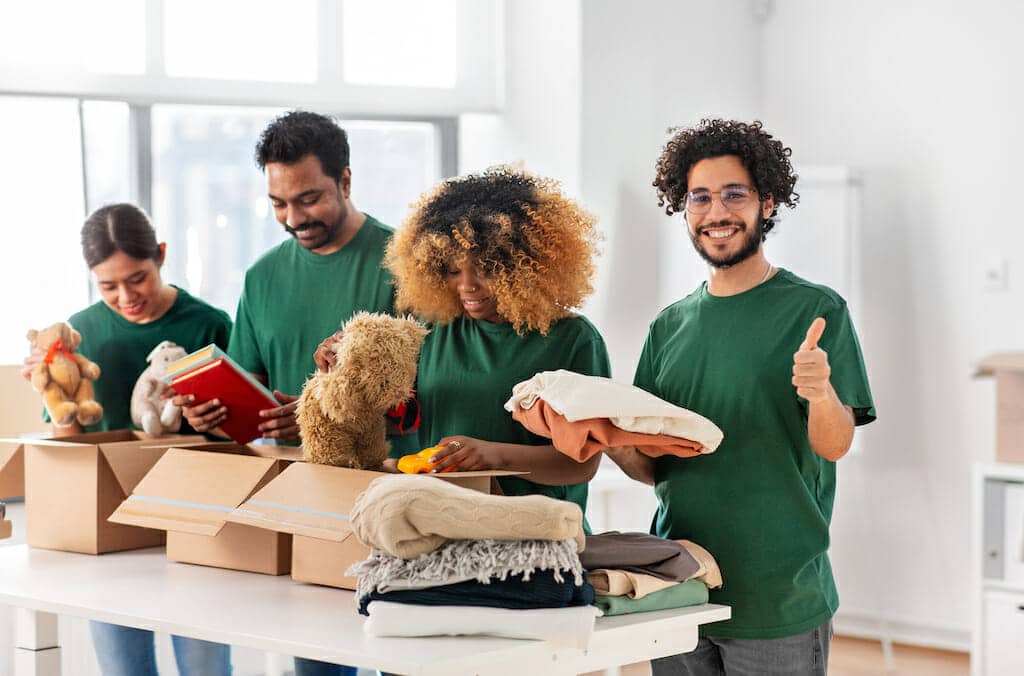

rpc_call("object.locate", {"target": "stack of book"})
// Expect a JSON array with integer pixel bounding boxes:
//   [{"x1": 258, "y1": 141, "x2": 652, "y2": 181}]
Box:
[{"x1": 163, "y1": 345, "x2": 279, "y2": 444}]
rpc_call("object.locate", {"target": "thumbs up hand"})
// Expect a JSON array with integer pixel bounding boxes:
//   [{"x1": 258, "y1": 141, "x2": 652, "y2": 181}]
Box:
[{"x1": 792, "y1": 317, "x2": 834, "y2": 404}]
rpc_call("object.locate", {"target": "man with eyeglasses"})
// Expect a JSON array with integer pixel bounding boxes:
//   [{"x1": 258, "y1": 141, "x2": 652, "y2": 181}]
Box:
[{"x1": 608, "y1": 119, "x2": 875, "y2": 675}]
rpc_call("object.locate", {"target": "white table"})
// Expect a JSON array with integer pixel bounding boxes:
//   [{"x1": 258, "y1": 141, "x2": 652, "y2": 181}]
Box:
[{"x1": 0, "y1": 545, "x2": 730, "y2": 676}]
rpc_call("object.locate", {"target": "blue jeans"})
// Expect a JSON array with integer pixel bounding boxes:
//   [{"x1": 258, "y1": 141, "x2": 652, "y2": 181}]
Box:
[
  {"x1": 651, "y1": 619, "x2": 832, "y2": 676},
  {"x1": 293, "y1": 657, "x2": 358, "y2": 676},
  {"x1": 90, "y1": 621, "x2": 231, "y2": 676}
]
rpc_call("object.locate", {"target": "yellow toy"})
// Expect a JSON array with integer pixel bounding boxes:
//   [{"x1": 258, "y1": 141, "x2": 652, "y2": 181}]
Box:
[
  {"x1": 27, "y1": 322, "x2": 103, "y2": 427},
  {"x1": 396, "y1": 445, "x2": 454, "y2": 474}
]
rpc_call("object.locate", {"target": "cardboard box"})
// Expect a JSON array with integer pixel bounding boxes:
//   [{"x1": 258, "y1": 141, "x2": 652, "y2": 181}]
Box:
[
  {"x1": 0, "y1": 440, "x2": 25, "y2": 499},
  {"x1": 977, "y1": 353, "x2": 1024, "y2": 463},
  {"x1": 1, "y1": 500, "x2": 10, "y2": 539},
  {"x1": 20, "y1": 430, "x2": 204, "y2": 554},
  {"x1": 226, "y1": 462, "x2": 521, "y2": 590},
  {"x1": 110, "y1": 443, "x2": 302, "y2": 575}
]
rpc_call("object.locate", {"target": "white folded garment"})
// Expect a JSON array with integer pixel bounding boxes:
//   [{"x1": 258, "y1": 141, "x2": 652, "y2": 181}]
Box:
[
  {"x1": 363, "y1": 601, "x2": 602, "y2": 649},
  {"x1": 505, "y1": 370, "x2": 723, "y2": 450}
]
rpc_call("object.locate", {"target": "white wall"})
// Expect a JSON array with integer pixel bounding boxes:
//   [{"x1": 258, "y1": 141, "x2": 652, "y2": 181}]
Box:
[
  {"x1": 459, "y1": 0, "x2": 1023, "y2": 652},
  {"x1": 459, "y1": 0, "x2": 582, "y2": 195},
  {"x1": 579, "y1": 0, "x2": 763, "y2": 379},
  {"x1": 760, "y1": 0, "x2": 1022, "y2": 648}
]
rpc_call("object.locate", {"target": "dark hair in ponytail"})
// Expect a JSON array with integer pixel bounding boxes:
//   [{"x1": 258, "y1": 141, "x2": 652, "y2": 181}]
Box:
[{"x1": 81, "y1": 203, "x2": 161, "y2": 268}]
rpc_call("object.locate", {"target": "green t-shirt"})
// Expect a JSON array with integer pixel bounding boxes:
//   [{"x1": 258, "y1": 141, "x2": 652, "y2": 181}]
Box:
[
  {"x1": 64, "y1": 286, "x2": 232, "y2": 432},
  {"x1": 228, "y1": 215, "x2": 397, "y2": 398},
  {"x1": 633, "y1": 269, "x2": 875, "y2": 640},
  {"x1": 413, "y1": 315, "x2": 611, "y2": 514}
]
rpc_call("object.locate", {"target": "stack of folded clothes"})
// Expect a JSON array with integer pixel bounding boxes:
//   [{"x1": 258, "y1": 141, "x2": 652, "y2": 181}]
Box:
[
  {"x1": 348, "y1": 474, "x2": 601, "y2": 648},
  {"x1": 581, "y1": 532, "x2": 723, "y2": 616},
  {"x1": 504, "y1": 369, "x2": 724, "y2": 461}
]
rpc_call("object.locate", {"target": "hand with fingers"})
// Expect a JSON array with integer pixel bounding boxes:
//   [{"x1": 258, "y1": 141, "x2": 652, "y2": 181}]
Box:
[
  {"x1": 173, "y1": 391, "x2": 229, "y2": 434},
  {"x1": 313, "y1": 331, "x2": 345, "y2": 373},
  {"x1": 792, "y1": 317, "x2": 835, "y2": 404},
  {"x1": 257, "y1": 391, "x2": 301, "y2": 442},
  {"x1": 20, "y1": 345, "x2": 49, "y2": 382},
  {"x1": 429, "y1": 436, "x2": 503, "y2": 473}
]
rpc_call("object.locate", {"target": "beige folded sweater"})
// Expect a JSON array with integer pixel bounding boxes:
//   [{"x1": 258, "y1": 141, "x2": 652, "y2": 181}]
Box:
[{"x1": 351, "y1": 474, "x2": 586, "y2": 559}]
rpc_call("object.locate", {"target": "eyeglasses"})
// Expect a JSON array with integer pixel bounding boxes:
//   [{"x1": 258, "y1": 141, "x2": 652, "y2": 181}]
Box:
[{"x1": 684, "y1": 185, "x2": 758, "y2": 215}]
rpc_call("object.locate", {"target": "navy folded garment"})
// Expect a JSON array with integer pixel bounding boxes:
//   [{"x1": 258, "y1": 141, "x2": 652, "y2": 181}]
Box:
[{"x1": 358, "y1": 569, "x2": 595, "y2": 615}]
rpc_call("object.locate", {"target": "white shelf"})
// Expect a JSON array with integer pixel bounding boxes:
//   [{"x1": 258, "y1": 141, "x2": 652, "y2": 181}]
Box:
[
  {"x1": 972, "y1": 463, "x2": 1024, "y2": 676},
  {"x1": 981, "y1": 579, "x2": 1024, "y2": 595}
]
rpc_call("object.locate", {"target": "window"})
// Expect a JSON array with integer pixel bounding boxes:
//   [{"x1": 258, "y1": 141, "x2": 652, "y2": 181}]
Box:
[
  {"x1": 151, "y1": 107, "x2": 443, "y2": 315},
  {"x1": 82, "y1": 101, "x2": 132, "y2": 213},
  {"x1": 0, "y1": 97, "x2": 90, "y2": 363},
  {"x1": 163, "y1": 0, "x2": 317, "y2": 83},
  {"x1": 0, "y1": 3, "x2": 476, "y2": 362},
  {"x1": 0, "y1": 0, "x2": 145, "y2": 75}
]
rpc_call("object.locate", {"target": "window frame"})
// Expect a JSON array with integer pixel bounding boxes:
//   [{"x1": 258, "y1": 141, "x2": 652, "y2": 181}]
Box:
[{"x1": 0, "y1": 0, "x2": 501, "y2": 116}]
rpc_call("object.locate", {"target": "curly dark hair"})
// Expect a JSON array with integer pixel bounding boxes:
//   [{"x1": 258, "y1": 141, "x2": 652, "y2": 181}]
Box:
[
  {"x1": 653, "y1": 119, "x2": 799, "y2": 235},
  {"x1": 385, "y1": 167, "x2": 601, "y2": 335},
  {"x1": 255, "y1": 110, "x2": 349, "y2": 182}
]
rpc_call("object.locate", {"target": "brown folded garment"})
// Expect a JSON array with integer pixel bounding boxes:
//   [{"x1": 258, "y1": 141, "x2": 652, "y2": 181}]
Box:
[
  {"x1": 351, "y1": 474, "x2": 586, "y2": 559},
  {"x1": 580, "y1": 532, "x2": 700, "y2": 581},
  {"x1": 512, "y1": 399, "x2": 705, "y2": 462}
]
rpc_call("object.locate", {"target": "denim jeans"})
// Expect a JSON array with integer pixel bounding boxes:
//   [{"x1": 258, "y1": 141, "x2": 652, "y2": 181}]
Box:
[
  {"x1": 293, "y1": 657, "x2": 358, "y2": 676},
  {"x1": 90, "y1": 621, "x2": 231, "y2": 676},
  {"x1": 651, "y1": 619, "x2": 832, "y2": 676}
]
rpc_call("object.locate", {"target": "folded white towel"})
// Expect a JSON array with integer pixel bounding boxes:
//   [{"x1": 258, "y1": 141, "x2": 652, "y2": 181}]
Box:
[
  {"x1": 505, "y1": 370, "x2": 723, "y2": 450},
  {"x1": 363, "y1": 601, "x2": 602, "y2": 649}
]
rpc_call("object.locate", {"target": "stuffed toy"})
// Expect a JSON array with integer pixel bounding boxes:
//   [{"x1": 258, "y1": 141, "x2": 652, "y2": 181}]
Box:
[
  {"x1": 130, "y1": 340, "x2": 188, "y2": 437},
  {"x1": 27, "y1": 322, "x2": 103, "y2": 427},
  {"x1": 298, "y1": 312, "x2": 428, "y2": 470}
]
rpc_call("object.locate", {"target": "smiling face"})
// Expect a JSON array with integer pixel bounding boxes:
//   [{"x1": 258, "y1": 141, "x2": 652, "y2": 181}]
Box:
[
  {"x1": 92, "y1": 249, "x2": 168, "y2": 323},
  {"x1": 445, "y1": 258, "x2": 504, "y2": 324},
  {"x1": 684, "y1": 155, "x2": 774, "y2": 269},
  {"x1": 267, "y1": 154, "x2": 350, "y2": 253}
]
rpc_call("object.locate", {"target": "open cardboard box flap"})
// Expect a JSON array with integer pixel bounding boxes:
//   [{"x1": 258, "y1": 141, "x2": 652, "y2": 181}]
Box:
[
  {"x1": 110, "y1": 446, "x2": 288, "y2": 537},
  {"x1": 226, "y1": 463, "x2": 526, "y2": 544},
  {"x1": 18, "y1": 431, "x2": 203, "y2": 498},
  {"x1": 0, "y1": 439, "x2": 25, "y2": 498},
  {"x1": 976, "y1": 353, "x2": 1024, "y2": 377}
]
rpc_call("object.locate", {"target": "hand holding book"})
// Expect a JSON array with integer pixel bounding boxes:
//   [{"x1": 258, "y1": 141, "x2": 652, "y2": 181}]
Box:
[{"x1": 165, "y1": 344, "x2": 299, "y2": 444}]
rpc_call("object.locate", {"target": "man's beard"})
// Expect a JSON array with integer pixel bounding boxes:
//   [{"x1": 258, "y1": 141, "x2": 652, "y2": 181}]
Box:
[
  {"x1": 285, "y1": 219, "x2": 339, "y2": 250},
  {"x1": 689, "y1": 213, "x2": 765, "y2": 269}
]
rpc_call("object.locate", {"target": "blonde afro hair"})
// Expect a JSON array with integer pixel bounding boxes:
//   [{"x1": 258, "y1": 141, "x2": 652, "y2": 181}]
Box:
[{"x1": 385, "y1": 167, "x2": 601, "y2": 335}]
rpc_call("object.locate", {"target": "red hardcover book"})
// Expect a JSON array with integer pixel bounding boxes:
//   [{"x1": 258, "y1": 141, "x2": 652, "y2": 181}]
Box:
[{"x1": 169, "y1": 358, "x2": 279, "y2": 444}]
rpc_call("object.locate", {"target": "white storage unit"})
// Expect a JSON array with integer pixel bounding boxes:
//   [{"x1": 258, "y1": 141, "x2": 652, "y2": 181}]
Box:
[{"x1": 972, "y1": 463, "x2": 1024, "y2": 675}]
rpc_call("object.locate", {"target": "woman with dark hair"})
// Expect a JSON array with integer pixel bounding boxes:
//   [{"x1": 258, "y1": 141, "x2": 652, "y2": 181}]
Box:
[
  {"x1": 316, "y1": 167, "x2": 611, "y2": 514},
  {"x1": 22, "y1": 203, "x2": 232, "y2": 675}
]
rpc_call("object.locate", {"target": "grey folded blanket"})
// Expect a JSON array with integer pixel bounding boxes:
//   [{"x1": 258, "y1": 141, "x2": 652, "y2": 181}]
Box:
[{"x1": 348, "y1": 538, "x2": 585, "y2": 600}]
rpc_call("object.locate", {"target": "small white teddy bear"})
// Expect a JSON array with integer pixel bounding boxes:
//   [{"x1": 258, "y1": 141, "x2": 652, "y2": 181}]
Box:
[{"x1": 131, "y1": 340, "x2": 188, "y2": 437}]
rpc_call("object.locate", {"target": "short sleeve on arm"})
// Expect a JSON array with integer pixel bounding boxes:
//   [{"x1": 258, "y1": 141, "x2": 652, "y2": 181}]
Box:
[{"x1": 819, "y1": 301, "x2": 876, "y2": 426}]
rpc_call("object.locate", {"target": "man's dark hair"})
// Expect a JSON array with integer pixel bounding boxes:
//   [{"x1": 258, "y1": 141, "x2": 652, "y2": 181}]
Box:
[
  {"x1": 653, "y1": 119, "x2": 799, "y2": 235},
  {"x1": 81, "y1": 203, "x2": 161, "y2": 268},
  {"x1": 254, "y1": 110, "x2": 350, "y2": 183}
]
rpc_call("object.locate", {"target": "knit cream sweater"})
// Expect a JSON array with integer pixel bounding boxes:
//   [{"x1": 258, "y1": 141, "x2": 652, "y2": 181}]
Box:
[{"x1": 351, "y1": 474, "x2": 586, "y2": 559}]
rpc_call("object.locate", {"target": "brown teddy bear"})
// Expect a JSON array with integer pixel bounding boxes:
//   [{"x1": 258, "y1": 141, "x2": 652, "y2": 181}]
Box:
[
  {"x1": 27, "y1": 322, "x2": 104, "y2": 427},
  {"x1": 297, "y1": 312, "x2": 428, "y2": 470}
]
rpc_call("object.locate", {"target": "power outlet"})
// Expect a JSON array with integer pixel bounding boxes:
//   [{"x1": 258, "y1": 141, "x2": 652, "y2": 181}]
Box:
[{"x1": 983, "y1": 258, "x2": 1010, "y2": 292}]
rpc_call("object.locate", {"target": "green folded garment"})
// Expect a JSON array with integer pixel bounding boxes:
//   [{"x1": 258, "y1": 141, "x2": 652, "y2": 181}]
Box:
[{"x1": 594, "y1": 578, "x2": 708, "y2": 616}]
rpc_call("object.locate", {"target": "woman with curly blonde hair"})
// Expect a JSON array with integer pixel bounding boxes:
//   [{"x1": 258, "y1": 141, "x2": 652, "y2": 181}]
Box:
[{"x1": 386, "y1": 167, "x2": 609, "y2": 511}]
